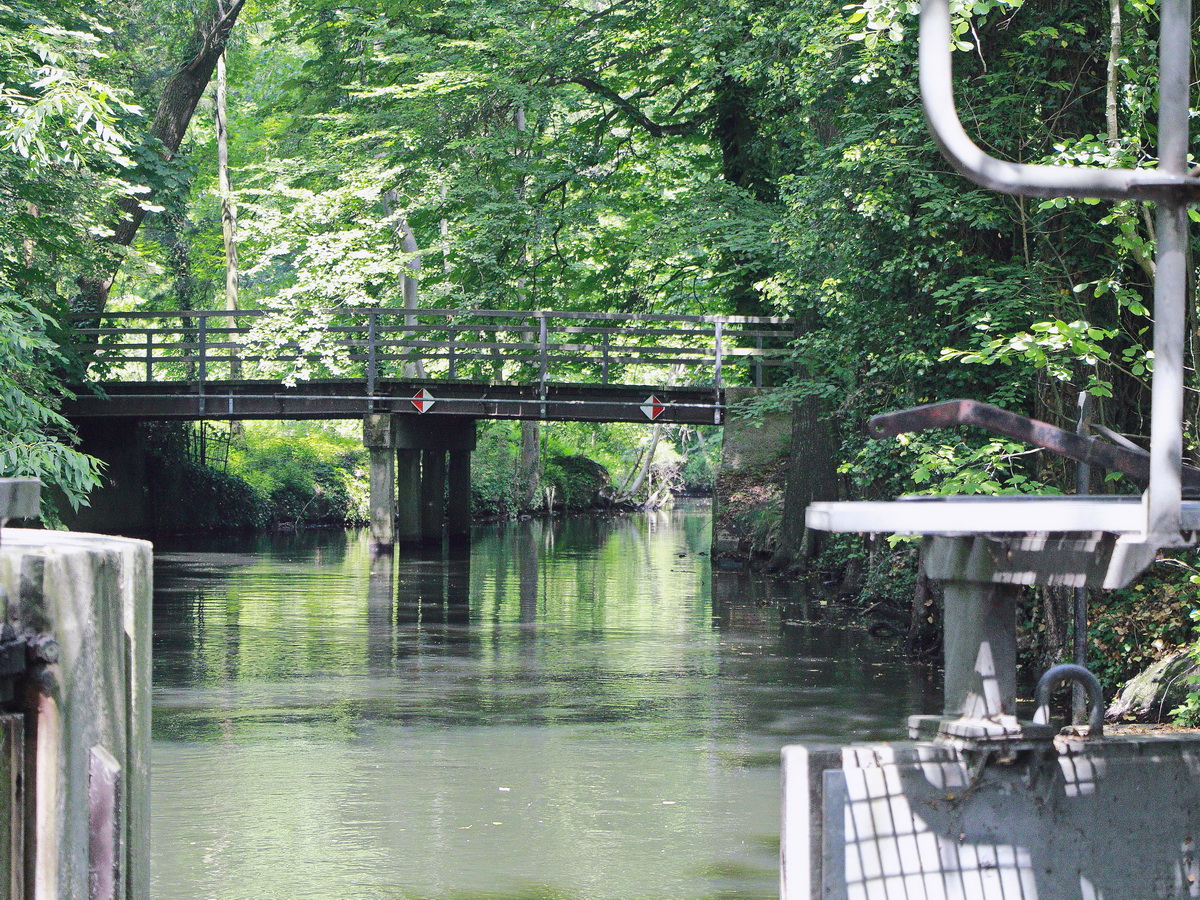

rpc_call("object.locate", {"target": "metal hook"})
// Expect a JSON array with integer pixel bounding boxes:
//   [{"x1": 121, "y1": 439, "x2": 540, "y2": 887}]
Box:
[{"x1": 1033, "y1": 663, "x2": 1105, "y2": 737}]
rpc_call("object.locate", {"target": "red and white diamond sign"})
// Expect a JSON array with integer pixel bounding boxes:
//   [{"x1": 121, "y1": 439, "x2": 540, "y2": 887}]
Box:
[
  {"x1": 640, "y1": 395, "x2": 666, "y2": 421},
  {"x1": 411, "y1": 388, "x2": 436, "y2": 414}
]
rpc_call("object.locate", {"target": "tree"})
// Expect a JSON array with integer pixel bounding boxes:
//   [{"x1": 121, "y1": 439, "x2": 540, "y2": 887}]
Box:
[
  {"x1": 0, "y1": 0, "x2": 142, "y2": 509},
  {"x1": 76, "y1": 0, "x2": 247, "y2": 314}
]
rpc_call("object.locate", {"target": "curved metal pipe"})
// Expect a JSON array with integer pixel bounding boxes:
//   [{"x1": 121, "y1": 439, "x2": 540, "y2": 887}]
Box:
[
  {"x1": 1033, "y1": 664, "x2": 1105, "y2": 736},
  {"x1": 918, "y1": 0, "x2": 1200, "y2": 203}
]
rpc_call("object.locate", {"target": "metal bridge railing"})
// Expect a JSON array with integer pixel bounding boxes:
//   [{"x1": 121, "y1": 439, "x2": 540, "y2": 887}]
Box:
[{"x1": 71, "y1": 307, "x2": 795, "y2": 392}]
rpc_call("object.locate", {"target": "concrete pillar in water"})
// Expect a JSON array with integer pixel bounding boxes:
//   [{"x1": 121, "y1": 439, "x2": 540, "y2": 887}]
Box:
[
  {"x1": 396, "y1": 450, "x2": 422, "y2": 545},
  {"x1": 363, "y1": 414, "x2": 396, "y2": 547},
  {"x1": 940, "y1": 581, "x2": 1018, "y2": 717},
  {"x1": 0, "y1": 529, "x2": 152, "y2": 900},
  {"x1": 420, "y1": 449, "x2": 447, "y2": 544},
  {"x1": 447, "y1": 451, "x2": 472, "y2": 546}
]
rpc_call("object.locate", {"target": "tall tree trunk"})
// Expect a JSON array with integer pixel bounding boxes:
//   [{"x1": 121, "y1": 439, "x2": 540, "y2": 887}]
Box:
[
  {"x1": 1105, "y1": 0, "x2": 1121, "y2": 146},
  {"x1": 77, "y1": 0, "x2": 248, "y2": 314},
  {"x1": 384, "y1": 189, "x2": 426, "y2": 379},
  {"x1": 711, "y1": 75, "x2": 773, "y2": 319},
  {"x1": 622, "y1": 424, "x2": 662, "y2": 501},
  {"x1": 439, "y1": 182, "x2": 451, "y2": 275},
  {"x1": 769, "y1": 395, "x2": 841, "y2": 570},
  {"x1": 215, "y1": 51, "x2": 240, "y2": 378},
  {"x1": 18, "y1": 203, "x2": 38, "y2": 294},
  {"x1": 514, "y1": 105, "x2": 529, "y2": 302},
  {"x1": 518, "y1": 421, "x2": 540, "y2": 511}
]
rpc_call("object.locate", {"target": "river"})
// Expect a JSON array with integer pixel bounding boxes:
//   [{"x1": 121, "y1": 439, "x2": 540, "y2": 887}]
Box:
[{"x1": 150, "y1": 504, "x2": 930, "y2": 900}]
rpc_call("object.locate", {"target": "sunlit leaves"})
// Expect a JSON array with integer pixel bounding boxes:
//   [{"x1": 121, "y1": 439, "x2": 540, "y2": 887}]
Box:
[
  {"x1": 0, "y1": 295, "x2": 102, "y2": 508},
  {"x1": 0, "y1": 0, "x2": 139, "y2": 513},
  {"x1": 0, "y1": 1, "x2": 140, "y2": 168}
]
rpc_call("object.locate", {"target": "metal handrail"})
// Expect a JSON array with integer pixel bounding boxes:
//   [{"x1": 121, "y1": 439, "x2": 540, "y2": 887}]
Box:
[
  {"x1": 70, "y1": 307, "x2": 796, "y2": 391},
  {"x1": 919, "y1": 0, "x2": 1200, "y2": 203}
]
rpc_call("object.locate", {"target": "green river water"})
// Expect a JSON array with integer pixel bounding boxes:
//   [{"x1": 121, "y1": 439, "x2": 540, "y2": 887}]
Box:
[{"x1": 150, "y1": 505, "x2": 927, "y2": 900}]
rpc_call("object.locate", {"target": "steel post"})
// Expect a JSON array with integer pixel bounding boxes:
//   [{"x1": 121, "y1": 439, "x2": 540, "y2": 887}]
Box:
[{"x1": 1147, "y1": 0, "x2": 1191, "y2": 542}]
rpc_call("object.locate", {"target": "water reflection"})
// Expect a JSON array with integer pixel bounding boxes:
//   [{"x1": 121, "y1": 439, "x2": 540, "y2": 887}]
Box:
[{"x1": 152, "y1": 507, "x2": 923, "y2": 900}]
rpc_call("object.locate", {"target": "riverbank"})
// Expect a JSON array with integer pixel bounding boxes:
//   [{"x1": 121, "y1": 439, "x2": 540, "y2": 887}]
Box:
[{"x1": 101, "y1": 419, "x2": 708, "y2": 537}]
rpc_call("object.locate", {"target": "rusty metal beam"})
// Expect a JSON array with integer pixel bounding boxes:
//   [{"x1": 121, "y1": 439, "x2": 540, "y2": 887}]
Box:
[{"x1": 867, "y1": 399, "x2": 1200, "y2": 495}]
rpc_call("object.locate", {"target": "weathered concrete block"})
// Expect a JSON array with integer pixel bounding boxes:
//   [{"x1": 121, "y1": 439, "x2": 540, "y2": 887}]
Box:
[
  {"x1": 783, "y1": 735, "x2": 1200, "y2": 899},
  {"x1": 363, "y1": 413, "x2": 396, "y2": 450},
  {"x1": 0, "y1": 530, "x2": 151, "y2": 900},
  {"x1": 922, "y1": 533, "x2": 1116, "y2": 589}
]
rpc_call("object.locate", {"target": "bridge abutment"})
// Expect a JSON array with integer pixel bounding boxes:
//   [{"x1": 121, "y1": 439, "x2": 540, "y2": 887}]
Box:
[
  {"x1": 63, "y1": 419, "x2": 152, "y2": 535},
  {"x1": 362, "y1": 415, "x2": 476, "y2": 549}
]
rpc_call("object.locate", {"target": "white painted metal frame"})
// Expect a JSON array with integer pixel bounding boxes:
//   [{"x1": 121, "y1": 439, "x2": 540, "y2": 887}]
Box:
[
  {"x1": 807, "y1": 0, "x2": 1196, "y2": 549},
  {"x1": 805, "y1": 497, "x2": 1148, "y2": 535}
]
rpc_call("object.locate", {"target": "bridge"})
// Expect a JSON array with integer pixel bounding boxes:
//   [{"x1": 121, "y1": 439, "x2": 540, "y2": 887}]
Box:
[
  {"x1": 62, "y1": 307, "x2": 794, "y2": 546},
  {"x1": 65, "y1": 307, "x2": 793, "y2": 426}
]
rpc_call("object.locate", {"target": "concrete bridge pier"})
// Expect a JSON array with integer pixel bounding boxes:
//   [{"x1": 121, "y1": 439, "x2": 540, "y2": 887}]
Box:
[
  {"x1": 363, "y1": 415, "x2": 476, "y2": 549},
  {"x1": 419, "y1": 450, "x2": 447, "y2": 545},
  {"x1": 447, "y1": 451, "x2": 472, "y2": 545},
  {"x1": 364, "y1": 414, "x2": 397, "y2": 547},
  {"x1": 396, "y1": 450, "x2": 422, "y2": 544}
]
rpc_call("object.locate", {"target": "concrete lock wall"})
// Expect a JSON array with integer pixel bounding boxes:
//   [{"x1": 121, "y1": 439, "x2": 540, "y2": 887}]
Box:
[
  {"x1": 0, "y1": 530, "x2": 152, "y2": 900},
  {"x1": 782, "y1": 735, "x2": 1200, "y2": 899}
]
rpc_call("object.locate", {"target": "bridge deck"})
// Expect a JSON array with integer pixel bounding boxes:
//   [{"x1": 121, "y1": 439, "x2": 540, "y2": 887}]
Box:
[{"x1": 66, "y1": 379, "x2": 730, "y2": 425}]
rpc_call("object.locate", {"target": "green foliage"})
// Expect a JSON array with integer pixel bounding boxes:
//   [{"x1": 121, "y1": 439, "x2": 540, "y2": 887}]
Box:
[
  {"x1": 103, "y1": 0, "x2": 797, "y2": 386},
  {"x1": 1171, "y1": 689, "x2": 1200, "y2": 728},
  {"x1": 0, "y1": 295, "x2": 102, "y2": 510},
  {"x1": 143, "y1": 423, "x2": 264, "y2": 532},
  {"x1": 542, "y1": 455, "x2": 611, "y2": 510},
  {"x1": 1087, "y1": 564, "x2": 1200, "y2": 696},
  {"x1": 228, "y1": 422, "x2": 368, "y2": 527},
  {"x1": 0, "y1": 0, "x2": 145, "y2": 516},
  {"x1": 470, "y1": 420, "x2": 519, "y2": 517},
  {"x1": 1170, "y1": 586, "x2": 1200, "y2": 726},
  {"x1": 20, "y1": 0, "x2": 1193, "y2": 699},
  {"x1": 679, "y1": 428, "x2": 720, "y2": 493},
  {"x1": 134, "y1": 421, "x2": 373, "y2": 533},
  {"x1": 0, "y1": 0, "x2": 140, "y2": 168}
]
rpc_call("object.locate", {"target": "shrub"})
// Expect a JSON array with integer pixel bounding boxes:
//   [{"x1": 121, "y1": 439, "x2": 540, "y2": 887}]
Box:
[
  {"x1": 229, "y1": 421, "x2": 368, "y2": 526},
  {"x1": 543, "y1": 454, "x2": 611, "y2": 509},
  {"x1": 143, "y1": 423, "x2": 264, "y2": 532},
  {"x1": 471, "y1": 421, "x2": 518, "y2": 517}
]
